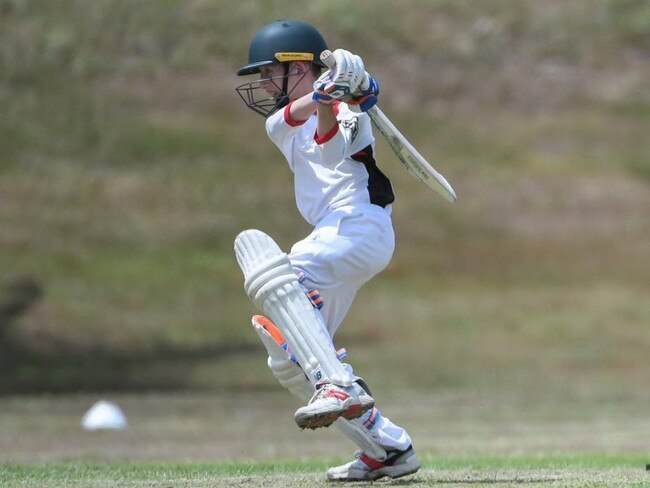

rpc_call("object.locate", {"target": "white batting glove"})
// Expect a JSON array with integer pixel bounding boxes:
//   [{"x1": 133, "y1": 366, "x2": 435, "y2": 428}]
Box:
[
  {"x1": 312, "y1": 69, "x2": 338, "y2": 104},
  {"x1": 331, "y1": 49, "x2": 366, "y2": 92},
  {"x1": 312, "y1": 49, "x2": 366, "y2": 104},
  {"x1": 348, "y1": 73, "x2": 379, "y2": 112}
]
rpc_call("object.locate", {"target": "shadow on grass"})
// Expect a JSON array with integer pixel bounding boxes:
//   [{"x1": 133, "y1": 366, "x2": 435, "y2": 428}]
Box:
[{"x1": 0, "y1": 275, "x2": 257, "y2": 395}]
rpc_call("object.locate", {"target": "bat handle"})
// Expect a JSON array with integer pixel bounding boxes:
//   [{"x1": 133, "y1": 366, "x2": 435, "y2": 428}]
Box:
[
  {"x1": 321, "y1": 49, "x2": 370, "y2": 92},
  {"x1": 320, "y1": 49, "x2": 336, "y2": 69}
]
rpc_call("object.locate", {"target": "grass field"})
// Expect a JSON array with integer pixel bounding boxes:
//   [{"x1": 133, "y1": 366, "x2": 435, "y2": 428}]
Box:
[
  {"x1": 1, "y1": 390, "x2": 648, "y2": 486},
  {"x1": 1, "y1": 0, "x2": 649, "y2": 485},
  {"x1": 2, "y1": 457, "x2": 649, "y2": 487}
]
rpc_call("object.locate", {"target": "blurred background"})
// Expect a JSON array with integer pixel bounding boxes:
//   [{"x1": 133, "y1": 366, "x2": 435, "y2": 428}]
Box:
[{"x1": 1, "y1": 0, "x2": 648, "y2": 463}]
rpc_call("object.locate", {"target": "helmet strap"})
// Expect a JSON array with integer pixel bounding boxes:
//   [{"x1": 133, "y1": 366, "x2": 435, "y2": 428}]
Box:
[{"x1": 276, "y1": 63, "x2": 291, "y2": 109}]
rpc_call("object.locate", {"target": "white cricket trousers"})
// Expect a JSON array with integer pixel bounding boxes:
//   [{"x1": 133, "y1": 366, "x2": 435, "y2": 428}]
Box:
[
  {"x1": 289, "y1": 204, "x2": 412, "y2": 452},
  {"x1": 289, "y1": 204, "x2": 394, "y2": 337}
]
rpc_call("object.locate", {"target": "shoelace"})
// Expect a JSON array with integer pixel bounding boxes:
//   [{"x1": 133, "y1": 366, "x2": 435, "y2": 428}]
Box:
[{"x1": 308, "y1": 381, "x2": 333, "y2": 403}]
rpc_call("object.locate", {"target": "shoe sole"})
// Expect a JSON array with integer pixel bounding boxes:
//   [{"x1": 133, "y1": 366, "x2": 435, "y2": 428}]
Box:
[
  {"x1": 295, "y1": 400, "x2": 374, "y2": 430},
  {"x1": 371, "y1": 462, "x2": 420, "y2": 481},
  {"x1": 370, "y1": 456, "x2": 420, "y2": 481},
  {"x1": 328, "y1": 461, "x2": 420, "y2": 482}
]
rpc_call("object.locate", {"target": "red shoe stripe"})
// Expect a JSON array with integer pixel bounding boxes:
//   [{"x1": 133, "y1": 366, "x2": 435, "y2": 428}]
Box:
[
  {"x1": 325, "y1": 390, "x2": 350, "y2": 401},
  {"x1": 360, "y1": 454, "x2": 385, "y2": 470}
]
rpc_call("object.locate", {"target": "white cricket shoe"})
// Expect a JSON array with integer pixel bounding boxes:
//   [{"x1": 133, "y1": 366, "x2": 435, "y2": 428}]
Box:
[
  {"x1": 294, "y1": 381, "x2": 374, "y2": 430},
  {"x1": 326, "y1": 445, "x2": 420, "y2": 481}
]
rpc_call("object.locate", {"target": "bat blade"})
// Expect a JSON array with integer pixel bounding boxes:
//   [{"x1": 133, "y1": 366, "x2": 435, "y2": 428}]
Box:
[{"x1": 368, "y1": 106, "x2": 457, "y2": 202}]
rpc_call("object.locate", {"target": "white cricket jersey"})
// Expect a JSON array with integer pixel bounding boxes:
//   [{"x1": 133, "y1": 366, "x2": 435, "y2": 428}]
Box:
[{"x1": 265, "y1": 101, "x2": 394, "y2": 226}]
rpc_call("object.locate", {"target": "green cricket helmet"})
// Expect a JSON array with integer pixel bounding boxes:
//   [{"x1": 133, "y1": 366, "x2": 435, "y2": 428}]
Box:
[{"x1": 236, "y1": 19, "x2": 328, "y2": 117}]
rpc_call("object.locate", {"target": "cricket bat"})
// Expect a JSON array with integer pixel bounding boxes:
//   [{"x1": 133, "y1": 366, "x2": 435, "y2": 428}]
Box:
[{"x1": 320, "y1": 50, "x2": 457, "y2": 203}]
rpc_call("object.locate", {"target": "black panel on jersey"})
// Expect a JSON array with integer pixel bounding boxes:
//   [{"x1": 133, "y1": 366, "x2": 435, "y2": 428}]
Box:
[{"x1": 351, "y1": 145, "x2": 395, "y2": 208}]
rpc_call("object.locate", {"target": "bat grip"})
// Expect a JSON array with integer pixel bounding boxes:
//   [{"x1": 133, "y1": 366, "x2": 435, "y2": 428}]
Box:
[{"x1": 320, "y1": 49, "x2": 336, "y2": 69}]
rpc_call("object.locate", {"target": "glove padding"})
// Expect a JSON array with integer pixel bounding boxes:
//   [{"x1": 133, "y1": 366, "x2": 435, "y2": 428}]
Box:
[
  {"x1": 314, "y1": 71, "x2": 380, "y2": 113},
  {"x1": 347, "y1": 75, "x2": 379, "y2": 112},
  {"x1": 312, "y1": 69, "x2": 340, "y2": 105},
  {"x1": 312, "y1": 49, "x2": 366, "y2": 105},
  {"x1": 331, "y1": 49, "x2": 366, "y2": 91}
]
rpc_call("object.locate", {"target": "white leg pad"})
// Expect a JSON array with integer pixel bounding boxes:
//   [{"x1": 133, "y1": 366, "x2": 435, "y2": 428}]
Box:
[
  {"x1": 334, "y1": 417, "x2": 387, "y2": 461},
  {"x1": 235, "y1": 229, "x2": 353, "y2": 386},
  {"x1": 252, "y1": 317, "x2": 387, "y2": 460},
  {"x1": 252, "y1": 319, "x2": 314, "y2": 399}
]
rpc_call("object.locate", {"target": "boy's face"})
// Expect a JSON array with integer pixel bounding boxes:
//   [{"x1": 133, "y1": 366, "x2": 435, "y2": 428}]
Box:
[
  {"x1": 259, "y1": 62, "x2": 314, "y2": 100},
  {"x1": 258, "y1": 64, "x2": 285, "y2": 98},
  {"x1": 236, "y1": 61, "x2": 315, "y2": 117}
]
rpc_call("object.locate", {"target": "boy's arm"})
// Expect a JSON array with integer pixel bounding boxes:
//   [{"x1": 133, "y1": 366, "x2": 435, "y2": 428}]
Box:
[{"x1": 289, "y1": 93, "x2": 337, "y2": 139}]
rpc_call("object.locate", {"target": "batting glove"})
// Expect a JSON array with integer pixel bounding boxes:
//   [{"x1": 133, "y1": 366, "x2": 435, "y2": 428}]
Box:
[
  {"x1": 331, "y1": 49, "x2": 366, "y2": 92},
  {"x1": 312, "y1": 69, "x2": 347, "y2": 105},
  {"x1": 312, "y1": 49, "x2": 366, "y2": 105},
  {"x1": 348, "y1": 75, "x2": 379, "y2": 112}
]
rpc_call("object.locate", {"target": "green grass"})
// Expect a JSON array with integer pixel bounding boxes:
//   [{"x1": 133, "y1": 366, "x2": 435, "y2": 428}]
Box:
[
  {"x1": 2, "y1": 454, "x2": 649, "y2": 487},
  {"x1": 1, "y1": 389, "x2": 648, "y2": 485}
]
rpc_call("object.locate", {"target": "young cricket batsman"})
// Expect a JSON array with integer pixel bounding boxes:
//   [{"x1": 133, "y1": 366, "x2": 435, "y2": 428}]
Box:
[{"x1": 234, "y1": 19, "x2": 420, "y2": 481}]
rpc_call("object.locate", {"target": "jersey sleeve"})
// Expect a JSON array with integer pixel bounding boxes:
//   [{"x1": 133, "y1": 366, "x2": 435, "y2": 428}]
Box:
[
  {"x1": 314, "y1": 103, "x2": 374, "y2": 165},
  {"x1": 265, "y1": 102, "x2": 308, "y2": 156}
]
